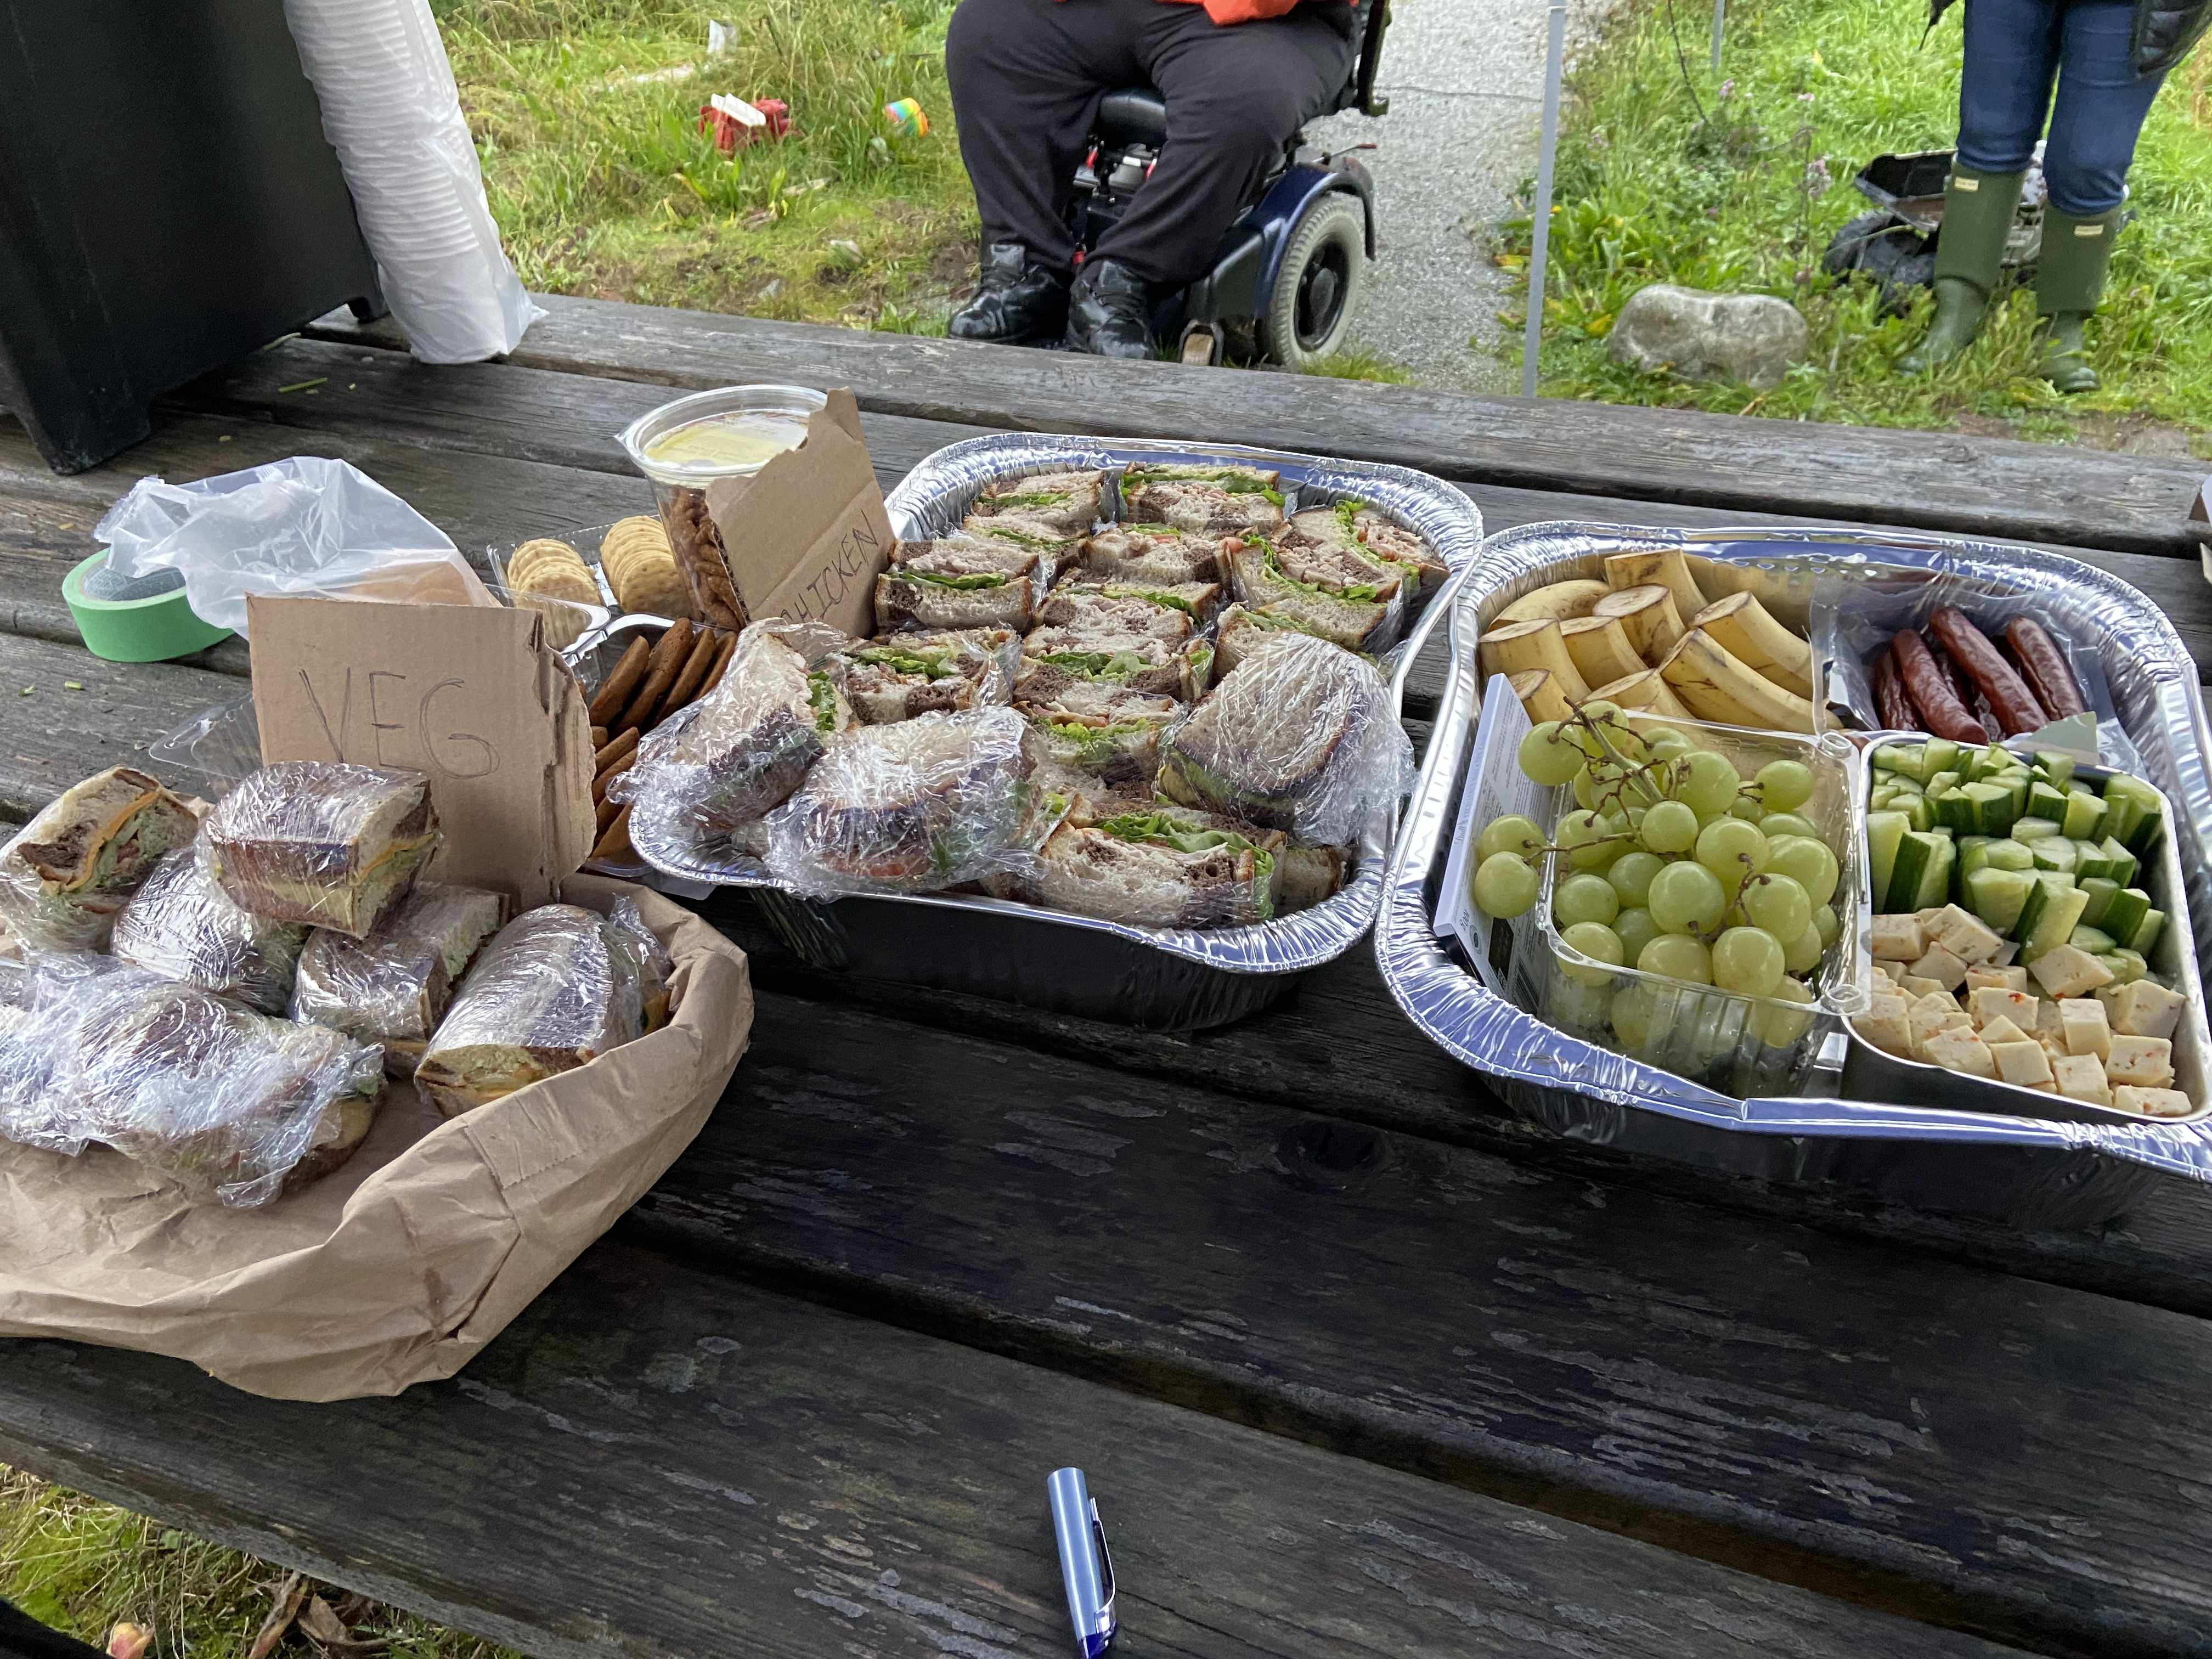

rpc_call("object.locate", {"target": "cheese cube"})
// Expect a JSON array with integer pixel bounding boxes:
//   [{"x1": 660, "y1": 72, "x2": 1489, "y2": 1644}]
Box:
[
  {"x1": 1915, "y1": 907, "x2": 1946, "y2": 928},
  {"x1": 1967, "y1": 986, "x2": 2038, "y2": 1031},
  {"x1": 1908, "y1": 995, "x2": 1972, "y2": 1054},
  {"x1": 2058, "y1": 998, "x2": 2111, "y2": 1061},
  {"x1": 2106, "y1": 979, "x2": 2186, "y2": 1041},
  {"x1": 1899, "y1": 975, "x2": 1949, "y2": 1000},
  {"x1": 2029, "y1": 943, "x2": 2114, "y2": 1001},
  {"x1": 1978, "y1": 1015, "x2": 2030, "y2": 1048},
  {"x1": 2034, "y1": 997, "x2": 2066, "y2": 1040},
  {"x1": 1909, "y1": 944, "x2": 1970, "y2": 991},
  {"x1": 1921, "y1": 1026, "x2": 1997, "y2": 1077},
  {"x1": 1875, "y1": 958, "x2": 1905, "y2": 985},
  {"x1": 2105, "y1": 1036, "x2": 2176, "y2": 1090},
  {"x1": 2051, "y1": 1054, "x2": 2112, "y2": 1105},
  {"x1": 1965, "y1": 966, "x2": 2030, "y2": 995},
  {"x1": 1928, "y1": 904, "x2": 2004, "y2": 965},
  {"x1": 2114, "y1": 1086, "x2": 2194, "y2": 1119},
  {"x1": 1856, "y1": 995, "x2": 1912, "y2": 1057},
  {"x1": 1871, "y1": 915, "x2": 1925, "y2": 961},
  {"x1": 1990, "y1": 1039, "x2": 2054, "y2": 1088}
]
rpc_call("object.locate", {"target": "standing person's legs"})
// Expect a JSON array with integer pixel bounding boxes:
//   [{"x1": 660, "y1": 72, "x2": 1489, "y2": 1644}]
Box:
[{"x1": 2034, "y1": 0, "x2": 2166, "y2": 387}]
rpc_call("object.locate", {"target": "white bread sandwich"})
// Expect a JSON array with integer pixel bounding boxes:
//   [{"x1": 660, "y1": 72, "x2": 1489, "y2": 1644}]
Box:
[
  {"x1": 1121, "y1": 463, "x2": 1285, "y2": 536},
  {"x1": 1226, "y1": 531, "x2": 1401, "y2": 654},
  {"x1": 875, "y1": 535, "x2": 1045, "y2": 633},
  {"x1": 0, "y1": 766, "x2": 198, "y2": 949},
  {"x1": 1019, "y1": 682, "x2": 1182, "y2": 786},
  {"x1": 839, "y1": 628, "x2": 1018, "y2": 724},
  {"x1": 996, "y1": 801, "x2": 1285, "y2": 929},
  {"x1": 110, "y1": 845, "x2": 308, "y2": 1014},
  {"x1": 964, "y1": 467, "x2": 1113, "y2": 537},
  {"x1": 1041, "y1": 574, "x2": 1226, "y2": 630},
  {"x1": 1080, "y1": 524, "x2": 1229, "y2": 586},
  {"x1": 203, "y1": 763, "x2": 439, "y2": 939},
  {"x1": 1286, "y1": 499, "x2": 1449, "y2": 601},
  {"x1": 957, "y1": 514, "x2": 1086, "y2": 581}
]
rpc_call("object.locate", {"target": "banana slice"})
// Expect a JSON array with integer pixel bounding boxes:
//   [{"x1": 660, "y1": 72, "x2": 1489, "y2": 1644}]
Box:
[
  {"x1": 1590, "y1": 584, "x2": 1684, "y2": 663},
  {"x1": 1588, "y1": 667, "x2": 1696, "y2": 720},
  {"x1": 1603, "y1": 549, "x2": 1709, "y2": 623},
  {"x1": 1658, "y1": 628, "x2": 1816, "y2": 732},
  {"x1": 1559, "y1": 615, "x2": 1646, "y2": 688},
  {"x1": 1691, "y1": 592, "x2": 1815, "y2": 700},
  {"x1": 1496, "y1": 578, "x2": 1609, "y2": 626},
  {"x1": 1479, "y1": 618, "x2": 1591, "y2": 702},
  {"x1": 1509, "y1": 669, "x2": 1577, "y2": 724}
]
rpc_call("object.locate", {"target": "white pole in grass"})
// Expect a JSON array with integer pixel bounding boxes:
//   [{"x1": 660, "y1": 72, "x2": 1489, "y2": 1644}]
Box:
[
  {"x1": 1711, "y1": 0, "x2": 1725, "y2": 69},
  {"x1": 1522, "y1": 0, "x2": 1566, "y2": 399}
]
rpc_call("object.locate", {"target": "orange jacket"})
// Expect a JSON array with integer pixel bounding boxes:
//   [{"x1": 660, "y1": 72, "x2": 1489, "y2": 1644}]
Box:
[{"x1": 1058, "y1": 0, "x2": 1341, "y2": 22}]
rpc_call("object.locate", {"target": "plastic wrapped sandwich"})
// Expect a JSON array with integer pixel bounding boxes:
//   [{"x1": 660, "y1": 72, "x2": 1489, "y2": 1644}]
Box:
[
  {"x1": 764, "y1": 707, "x2": 1065, "y2": 898},
  {"x1": 1019, "y1": 682, "x2": 1182, "y2": 786},
  {"x1": 414, "y1": 904, "x2": 649, "y2": 1118},
  {"x1": 202, "y1": 763, "x2": 441, "y2": 937},
  {"x1": 1156, "y1": 631, "x2": 1413, "y2": 845},
  {"x1": 838, "y1": 628, "x2": 1018, "y2": 724},
  {"x1": 0, "y1": 767, "x2": 199, "y2": 950},
  {"x1": 111, "y1": 846, "x2": 308, "y2": 1013},
  {"x1": 291, "y1": 882, "x2": 510, "y2": 1075},
  {"x1": 994, "y1": 801, "x2": 1285, "y2": 929}
]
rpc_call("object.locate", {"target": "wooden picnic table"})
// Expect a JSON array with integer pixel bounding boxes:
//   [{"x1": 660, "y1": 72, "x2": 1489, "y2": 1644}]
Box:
[{"x1": 3, "y1": 297, "x2": 2211, "y2": 1659}]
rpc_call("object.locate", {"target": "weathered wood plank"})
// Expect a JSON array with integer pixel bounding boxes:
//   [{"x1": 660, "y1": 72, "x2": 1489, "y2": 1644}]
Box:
[
  {"x1": 624, "y1": 991, "x2": 2212, "y2": 1659},
  {"x1": 0, "y1": 1244, "x2": 2026, "y2": 1659},
  {"x1": 311, "y1": 297, "x2": 2207, "y2": 558}
]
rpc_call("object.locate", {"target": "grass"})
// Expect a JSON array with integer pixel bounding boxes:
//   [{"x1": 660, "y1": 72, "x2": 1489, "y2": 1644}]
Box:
[
  {"x1": 1496, "y1": 0, "x2": 2212, "y2": 443},
  {"x1": 1, "y1": 1466, "x2": 516, "y2": 1658}
]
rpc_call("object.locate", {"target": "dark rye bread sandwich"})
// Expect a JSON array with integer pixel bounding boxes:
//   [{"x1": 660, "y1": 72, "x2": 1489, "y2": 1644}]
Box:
[
  {"x1": 110, "y1": 845, "x2": 308, "y2": 1014},
  {"x1": 1018, "y1": 681, "x2": 1181, "y2": 786},
  {"x1": 204, "y1": 763, "x2": 440, "y2": 939},
  {"x1": 415, "y1": 904, "x2": 645, "y2": 1119},
  {"x1": 292, "y1": 882, "x2": 511, "y2": 1077},
  {"x1": 838, "y1": 628, "x2": 1018, "y2": 725},
  {"x1": 1121, "y1": 464, "x2": 1285, "y2": 537},
  {"x1": 642, "y1": 627, "x2": 851, "y2": 835},
  {"x1": 1226, "y1": 531, "x2": 1401, "y2": 654},
  {"x1": 1040, "y1": 573, "x2": 1226, "y2": 630},
  {"x1": 996, "y1": 800, "x2": 1285, "y2": 929},
  {"x1": 1080, "y1": 523, "x2": 1229, "y2": 587},
  {"x1": 964, "y1": 467, "x2": 1112, "y2": 538},
  {"x1": 0, "y1": 766, "x2": 198, "y2": 949},
  {"x1": 875, "y1": 535, "x2": 1044, "y2": 633},
  {"x1": 1287, "y1": 499, "x2": 1449, "y2": 601}
]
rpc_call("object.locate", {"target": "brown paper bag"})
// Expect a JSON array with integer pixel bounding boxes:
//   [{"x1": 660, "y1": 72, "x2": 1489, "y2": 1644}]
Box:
[{"x1": 0, "y1": 879, "x2": 751, "y2": 1401}]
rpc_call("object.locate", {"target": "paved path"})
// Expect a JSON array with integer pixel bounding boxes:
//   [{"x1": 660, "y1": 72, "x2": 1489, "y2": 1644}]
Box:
[{"x1": 1311, "y1": 0, "x2": 1616, "y2": 392}]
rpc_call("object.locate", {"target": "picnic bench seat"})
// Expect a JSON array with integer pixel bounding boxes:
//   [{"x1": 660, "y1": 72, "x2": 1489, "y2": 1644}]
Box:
[{"x1": 3, "y1": 297, "x2": 2211, "y2": 1658}]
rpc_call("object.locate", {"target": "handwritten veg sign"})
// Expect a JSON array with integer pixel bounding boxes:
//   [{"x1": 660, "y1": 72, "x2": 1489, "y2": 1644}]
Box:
[{"x1": 246, "y1": 595, "x2": 596, "y2": 909}]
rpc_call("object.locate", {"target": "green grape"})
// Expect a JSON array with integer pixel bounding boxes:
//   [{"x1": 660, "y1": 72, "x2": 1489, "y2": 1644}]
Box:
[
  {"x1": 1639, "y1": 799, "x2": 1698, "y2": 854},
  {"x1": 1547, "y1": 975, "x2": 1614, "y2": 1030},
  {"x1": 1477, "y1": 814, "x2": 1545, "y2": 863},
  {"x1": 1645, "y1": 728, "x2": 1691, "y2": 759},
  {"x1": 1678, "y1": 751, "x2": 1741, "y2": 817},
  {"x1": 1729, "y1": 794, "x2": 1765, "y2": 822},
  {"x1": 1519, "y1": 722, "x2": 1585, "y2": 786},
  {"x1": 1554, "y1": 809, "x2": 1616, "y2": 872},
  {"x1": 1694, "y1": 817, "x2": 1769, "y2": 881},
  {"x1": 1473, "y1": 852, "x2": 1539, "y2": 918},
  {"x1": 1765, "y1": 835, "x2": 1841, "y2": 906},
  {"x1": 1637, "y1": 932, "x2": 1713, "y2": 984},
  {"x1": 1568, "y1": 702, "x2": 1626, "y2": 760},
  {"x1": 1553, "y1": 872, "x2": 1621, "y2": 928},
  {"x1": 1739, "y1": 872, "x2": 1810, "y2": 940},
  {"x1": 1610, "y1": 982, "x2": 1660, "y2": 1049},
  {"x1": 1624, "y1": 805, "x2": 1648, "y2": 833},
  {"x1": 1759, "y1": 811, "x2": 1819, "y2": 840},
  {"x1": 1612, "y1": 905, "x2": 1661, "y2": 966},
  {"x1": 1812, "y1": 903, "x2": 1841, "y2": 946},
  {"x1": 1558, "y1": 922, "x2": 1624, "y2": 987},
  {"x1": 1711, "y1": 926, "x2": 1786, "y2": 997},
  {"x1": 1607, "y1": 850, "x2": 1663, "y2": 907},
  {"x1": 1647, "y1": 861, "x2": 1727, "y2": 933},
  {"x1": 1782, "y1": 921, "x2": 1824, "y2": 974},
  {"x1": 1757, "y1": 978, "x2": 1818, "y2": 1049},
  {"x1": 1755, "y1": 759, "x2": 1815, "y2": 813},
  {"x1": 1572, "y1": 766, "x2": 1601, "y2": 810}
]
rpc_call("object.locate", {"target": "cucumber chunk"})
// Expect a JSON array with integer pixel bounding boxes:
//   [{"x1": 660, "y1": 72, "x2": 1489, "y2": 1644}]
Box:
[
  {"x1": 1964, "y1": 866, "x2": 2037, "y2": 937},
  {"x1": 1865, "y1": 810, "x2": 1908, "y2": 913}
]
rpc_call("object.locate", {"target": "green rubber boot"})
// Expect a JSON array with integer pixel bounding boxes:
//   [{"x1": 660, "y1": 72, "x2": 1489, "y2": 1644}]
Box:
[
  {"x1": 2036, "y1": 205, "x2": 2124, "y2": 393},
  {"x1": 1898, "y1": 166, "x2": 2027, "y2": 374}
]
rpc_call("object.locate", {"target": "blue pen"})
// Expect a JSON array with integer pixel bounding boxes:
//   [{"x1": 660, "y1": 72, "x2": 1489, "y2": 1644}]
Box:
[{"x1": 1048, "y1": 1466, "x2": 1116, "y2": 1657}]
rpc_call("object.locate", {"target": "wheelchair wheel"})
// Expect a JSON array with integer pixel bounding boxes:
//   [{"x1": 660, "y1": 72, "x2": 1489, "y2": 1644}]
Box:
[{"x1": 1259, "y1": 193, "x2": 1366, "y2": 370}]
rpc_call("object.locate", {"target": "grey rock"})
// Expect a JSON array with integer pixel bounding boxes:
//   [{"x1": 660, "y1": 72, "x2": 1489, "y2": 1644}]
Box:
[{"x1": 1606, "y1": 284, "x2": 1810, "y2": 390}]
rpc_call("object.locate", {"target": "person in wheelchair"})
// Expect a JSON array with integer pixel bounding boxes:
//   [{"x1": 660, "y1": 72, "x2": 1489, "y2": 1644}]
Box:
[{"x1": 945, "y1": 0, "x2": 1364, "y2": 359}]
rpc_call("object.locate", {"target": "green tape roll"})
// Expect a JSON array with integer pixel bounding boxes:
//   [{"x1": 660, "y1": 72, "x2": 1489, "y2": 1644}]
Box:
[{"x1": 64, "y1": 552, "x2": 234, "y2": 663}]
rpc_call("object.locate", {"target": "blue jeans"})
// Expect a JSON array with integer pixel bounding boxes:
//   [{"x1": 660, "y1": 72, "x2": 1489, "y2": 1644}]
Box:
[{"x1": 1957, "y1": 0, "x2": 2168, "y2": 215}]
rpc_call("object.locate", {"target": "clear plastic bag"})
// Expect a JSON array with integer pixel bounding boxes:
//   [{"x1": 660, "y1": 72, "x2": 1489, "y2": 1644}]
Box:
[
  {"x1": 0, "y1": 766, "x2": 200, "y2": 952},
  {"x1": 111, "y1": 847, "x2": 309, "y2": 1014},
  {"x1": 290, "y1": 882, "x2": 509, "y2": 1071},
  {"x1": 763, "y1": 706, "x2": 1065, "y2": 899},
  {"x1": 413, "y1": 905, "x2": 646, "y2": 1119},
  {"x1": 97, "y1": 458, "x2": 494, "y2": 635},
  {"x1": 202, "y1": 762, "x2": 442, "y2": 938},
  {"x1": 1155, "y1": 631, "x2": 1414, "y2": 847}
]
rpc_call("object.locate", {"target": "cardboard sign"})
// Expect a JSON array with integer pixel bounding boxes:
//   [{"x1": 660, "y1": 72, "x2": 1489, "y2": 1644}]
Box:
[
  {"x1": 702, "y1": 388, "x2": 895, "y2": 637},
  {"x1": 246, "y1": 595, "x2": 596, "y2": 909}
]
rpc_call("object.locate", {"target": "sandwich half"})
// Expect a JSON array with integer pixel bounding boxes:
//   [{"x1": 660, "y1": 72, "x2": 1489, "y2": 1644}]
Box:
[
  {"x1": 965, "y1": 468, "x2": 1112, "y2": 537},
  {"x1": 875, "y1": 535, "x2": 1043, "y2": 633},
  {"x1": 1019, "y1": 682, "x2": 1182, "y2": 786},
  {"x1": 204, "y1": 763, "x2": 440, "y2": 939},
  {"x1": 1121, "y1": 464, "x2": 1285, "y2": 536},
  {"x1": 1226, "y1": 532, "x2": 1400, "y2": 653},
  {"x1": 1214, "y1": 604, "x2": 1346, "y2": 677},
  {"x1": 292, "y1": 881, "x2": 510, "y2": 1076},
  {"x1": 1041, "y1": 574, "x2": 1226, "y2": 629},
  {"x1": 1287, "y1": 499, "x2": 1449, "y2": 601},
  {"x1": 839, "y1": 628, "x2": 1018, "y2": 724},
  {"x1": 1080, "y1": 524, "x2": 1229, "y2": 586},
  {"x1": 1017, "y1": 631, "x2": 1215, "y2": 704},
  {"x1": 1000, "y1": 801, "x2": 1284, "y2": 929},
  {"x1": 0, "y1": 766, "x2": 198, "y2": 949},
  {"x1": 957, "y1": 514, "x2": 1086, "y2": 581},
  {"x1": 111, "y1": 845, "x2": 309, "y2": 1014}
]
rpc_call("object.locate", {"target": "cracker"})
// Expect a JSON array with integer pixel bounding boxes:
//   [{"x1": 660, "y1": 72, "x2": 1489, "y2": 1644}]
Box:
[
  {"x1": 506, "y1": 538, "x2": 599, "y2": 605},
  {"x1": 587, "y1": 635, "x2": 652, "y2": 726},
  {"x1": 601, "y1": 516, "x2": 697, "y2": 619}
]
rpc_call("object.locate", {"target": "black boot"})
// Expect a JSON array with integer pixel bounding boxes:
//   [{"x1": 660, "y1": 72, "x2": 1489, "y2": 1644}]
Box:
[
  {"x1": 1064, "y1": 259, "x2": 1156, "y2": 360},
  {"x1": 949, "y1": 242, "x2": 1068, "y2": 344}
]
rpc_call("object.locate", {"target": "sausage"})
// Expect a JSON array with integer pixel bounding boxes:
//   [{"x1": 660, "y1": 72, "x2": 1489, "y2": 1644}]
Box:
[
  {"x1": 1930, "y1": 640, "x2": 2002, "y2": 741},
  {"x1": 2004, "y1": 618, "x2": 2088, "y2": 719},
  {"x1": 1872, "y1": 646, "x2": 1919, "y2": 731},
  {"x1": 1928, "y1": 607, "x2": 2047, "y2": 736},
  {"x1": 1889, "y1": 628, "x2": 1985, "y2": 742}
]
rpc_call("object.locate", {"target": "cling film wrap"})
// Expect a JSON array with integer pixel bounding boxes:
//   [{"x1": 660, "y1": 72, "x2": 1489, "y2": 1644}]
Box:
[
  {"x1": 1375, "y1": 522, "x2": 2212, "y2": 1228},
  {"x1": 0, "y1": 951, "x2": 121, "y2": 1156},
  {"x1": 608, "y1": 894, "x2": 675, "y2": 1028},
  {"x1": 290, "y1": 882, "x2": 509, "y2": 1051},
  {"x1": 1156, "y1": 631, "x2": 1414, "y2": 848},
  {"x1": 111, "y1": 847, "x2": 309, "y2": 1015},
  {"x1": 202, "y1": 761, "x2": 442, "y2": 937},
  {"x1": 0, "y1": 769, "x2": 200, "y2": 952},
  {"x1": 0, "y1": 958, "x2": 384, "y2": 1208},
  {"x1": 764, "y1": 707, "x2": 1064, "y2": 900}
]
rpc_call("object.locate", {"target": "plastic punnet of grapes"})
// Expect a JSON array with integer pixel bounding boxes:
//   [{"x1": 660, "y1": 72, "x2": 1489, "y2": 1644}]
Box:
[
  {"x1": 1477, "y1": 814, "x2": 1545, "y2": 864},
  {"x1": 1610, "y1": 981, "x2": 1660, "y2": 1050},
  {"x1": 1546, "y1": 974, "x2": 1614, "y2": 1031},
  {"x1": 1474, "y1": 851, "x2": 1540, "y2": 918},
  {"x1": 1759, "y1": 812, "x2": 1819, "y2": 842},
  {"x1": 1767, "y1": 835, "x2": 1841, "y2": 906},
  {"x1": 1694, "y1": 817, "x2": 1769, "y2": 882},
  {"x1": 1740, "y1": 871, "x2": 1810, "y2": 940},
  {"x1": 1712, "y1": 926, "x2": 1786, "y2": 997},
  {"x1": 1607, "y1": 850, "x2": 1663, "y2": 907},
  {"x1": 1553, "y1": 872, "x2": 1621, "y2": 928},
  {"x1": 1612, "y1": 905, "x2": 1661, "y2": 964},
  {"x1": 1678, "y1": 752, "x2": 1741, "y2": 818},
  {"x1": 1647, "y1": 861, "x2": 1727, "y2": 934},
  {"x1": 1558, "y1": 921, "x2": 1624, "y2": 987},
  {"x1": 1756, "y1": 759, "x2": 1815, "y2": 814},
  {"x1": 1637, "y1": 931, "x2": 1713, "y2": 984},
  {"x1": 1782, "y1": 921, "x2": 1824, "y2": 974},
  {"x1": 1758, "y1": 978, "x2": 1818, "y2": 1049},
  {"x1": 1639, "y1": 799, "x2": 1697, "y2": 854},
  {"x1": 1519, "y1": 721, "x2": 1585, "y2": 787}
]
